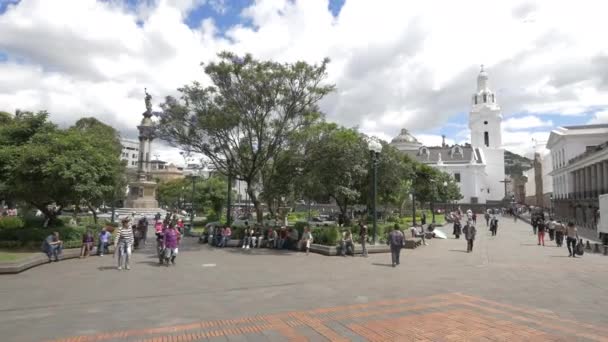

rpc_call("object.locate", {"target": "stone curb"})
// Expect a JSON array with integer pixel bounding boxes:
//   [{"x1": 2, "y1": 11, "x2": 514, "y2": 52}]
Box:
[
  {"x1": 203, "y1": 239, "x2": 423, "y2": 256},
  {"x1": 0, "y1": 246, "x2": 115, "y2": 275}
]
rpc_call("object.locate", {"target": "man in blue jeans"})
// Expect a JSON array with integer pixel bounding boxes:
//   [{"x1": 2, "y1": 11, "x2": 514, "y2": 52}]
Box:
[
  {"x1": 389, "y1": 224, "x2": 404, "y2": 267},
  {"x1": 43, "y1": 232, "x2": 63, "y2": 262},
  {"x1": 98, "y1": 228, "x2": 111, "y2": 256}
]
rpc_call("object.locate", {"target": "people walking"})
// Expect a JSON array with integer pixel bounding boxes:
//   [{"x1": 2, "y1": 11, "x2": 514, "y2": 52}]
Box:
[
  {"x1": 554, "y1": 220, "x2": 565, "y2": 247},
  {"x1": 489, "y1": 216, "x2": 498, "y2": 236},
  {"x1": 452, "y1": 217, "x2": 462, "y2": 239},
  {"x1": 115, "y1": 217, "x2": 135, "y2": 270},
  {"x1": 548, "y1": 218, "x2": 556, "y2": 241},
  {"x1": 531, "y1": 217, "x2": 538, "y2": 235},
  {"x1": 537, "y1": 220, "x2": 546, "y2": 246},
  {"x1": 389, "y1": 224, "x2": 404, "y2": 267},
  {"x1": 484, "y1": 212, "x2": 490, "y2": 226},
  {"x1": 566, "y1": 222, "x2": 579, "y2": 257},
  {"x1": 360, "y1": 223, "x2": 368, "y2": 257},
  {"x1": 463, "y1": 221, "x2": 477, "y2": 253},
  {"x1": 162, "y1": 224, "x2": 181, "y2": 265}
]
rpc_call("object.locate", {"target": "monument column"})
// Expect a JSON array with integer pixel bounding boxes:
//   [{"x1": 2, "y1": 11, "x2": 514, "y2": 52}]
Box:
[{"x1": 125, "y1": 89, "x2": 160, "y2": 209}]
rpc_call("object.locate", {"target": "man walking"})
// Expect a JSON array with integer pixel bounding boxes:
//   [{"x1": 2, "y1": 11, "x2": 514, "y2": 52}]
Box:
[
  {"x1": 489, "y1": 216, "x2": 498, "y2": 236},
  {"x1": 566, "y1": 222, "x2": 578, "y2": 257},
  {"x1": 389, "y1": 224, "x2": 404, "y2": 267},
  {"x1": 463, "y1": 221, "x2": 477, "y2": 253}
]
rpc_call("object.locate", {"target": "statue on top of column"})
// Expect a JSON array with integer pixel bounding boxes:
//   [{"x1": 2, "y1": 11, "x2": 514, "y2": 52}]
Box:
[{"x1": 144, "y1": 88, "x2": 152, "y2": 114}]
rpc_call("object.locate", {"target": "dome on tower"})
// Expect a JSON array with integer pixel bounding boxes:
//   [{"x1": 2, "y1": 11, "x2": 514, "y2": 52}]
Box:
[{"x1": 390, "y1": 128, "x2": 423, "y2": 151}]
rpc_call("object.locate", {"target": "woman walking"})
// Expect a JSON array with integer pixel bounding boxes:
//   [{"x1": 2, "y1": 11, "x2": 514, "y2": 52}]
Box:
[
  {"x1": 554, "y1": 220, "x2": 565, "y2": 247},
  {"x1": 300, "y1": 227, "x2": 313, "y2": 255},
  {"x1": 114, "y1": 217, "x2": 135, "y2": 270},
  {"x1": 537, "y1": 219, "x2": 547, "y2": 246}
]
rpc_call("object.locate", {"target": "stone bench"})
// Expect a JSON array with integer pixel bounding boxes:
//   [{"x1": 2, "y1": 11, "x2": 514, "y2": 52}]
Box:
[
  {"x1": 0, "y1": 246, "x2": 114, "y2": 274},
  {"x1": 310, "y1": 243, "x2": 391, "y2": 256}
]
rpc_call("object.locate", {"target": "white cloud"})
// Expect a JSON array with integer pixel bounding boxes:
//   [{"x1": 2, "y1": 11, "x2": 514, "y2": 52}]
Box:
[
  {"x1": 502, "y1": 115, "x2": 554, "y2": 131},
  {"x1": 588, "y1": 110, "x2": 608, "y2": 124},
  {"x1": 1, "y1": 0, "x2": 608, "y2": 160}
]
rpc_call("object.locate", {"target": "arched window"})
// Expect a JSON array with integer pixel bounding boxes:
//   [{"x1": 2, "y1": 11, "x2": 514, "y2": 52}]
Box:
[
  {"x1": 474, "y1": 95, "x2": 477, "y2": 104},
  {"x1": 418, "y1": 147, "x2": 429, "y2": 157},
  {"x1": 491, "y1": 94, "x2": 495, "y2": 102},
  {"x1": 483, "y1": 94, "x2": 487, "y2": 102},
  {"x1": 484, "y1": 132, "x2": 489, "y2": 147}
]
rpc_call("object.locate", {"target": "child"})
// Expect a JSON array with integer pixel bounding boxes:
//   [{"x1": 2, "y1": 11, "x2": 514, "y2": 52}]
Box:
[{"x1": 98, "y1": 228, "x2": 111, "y2": 256}]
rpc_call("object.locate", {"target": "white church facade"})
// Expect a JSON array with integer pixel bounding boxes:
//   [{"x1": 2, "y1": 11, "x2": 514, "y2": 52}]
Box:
[{"x1": 390, "y1": 66, "x2": 506, "y2": 204}]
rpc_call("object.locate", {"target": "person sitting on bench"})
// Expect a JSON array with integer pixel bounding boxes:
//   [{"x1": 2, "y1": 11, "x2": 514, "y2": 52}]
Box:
[
  {"x1": 340, "y1": 230, "x2": 355, "y2": 256},
  {"x1": 410, "y1": 225, "x2": 428, "y2": 246}
]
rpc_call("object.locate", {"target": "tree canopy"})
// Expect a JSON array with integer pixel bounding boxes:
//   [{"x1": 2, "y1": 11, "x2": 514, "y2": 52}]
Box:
[
  {"x1": 0, "y1": 111, "x2": 126, "y2": 225},
  {"x1": 156, "y1": 52, "x2": 335, "y2": 222}
]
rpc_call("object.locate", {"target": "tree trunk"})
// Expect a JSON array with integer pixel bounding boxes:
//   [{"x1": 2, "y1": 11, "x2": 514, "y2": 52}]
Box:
[
  {"x1": 87, "y1": 204, "x2": 98, "y2": 224},
  {"x1": 247, "y1": 186, "x2": 263, "y2": 223}
]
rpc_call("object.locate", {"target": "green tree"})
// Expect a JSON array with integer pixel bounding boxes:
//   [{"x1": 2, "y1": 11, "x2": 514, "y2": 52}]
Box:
[
  {"x1": 303, "y1": 123, "x2": 368, "y2": 221},
  {"x1": 0, "y1": 113, "x2": 126, "y2": 225},
  {"x1": 156, "y1": 52, "x2": 334, "y2": 222},
  {"x1": 157, "y1": 175, "x2": 228, "y2": 220}
]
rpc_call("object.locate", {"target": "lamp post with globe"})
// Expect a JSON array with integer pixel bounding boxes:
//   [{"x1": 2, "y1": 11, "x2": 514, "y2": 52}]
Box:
[{"x1": 367, "y1": 137, "x2": 382, "y2": 245}]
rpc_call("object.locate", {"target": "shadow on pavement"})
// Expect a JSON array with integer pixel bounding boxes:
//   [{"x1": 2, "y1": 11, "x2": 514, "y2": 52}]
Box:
[
  {"x1": 97, "y1": 266, "x2": 117, "y2": 271},
  {"x1": 137, "y1": 261, "x2": 163, "y2": 267},
  {"x1": 448, "y1": 249, "x2": 468, "y2": 253},
  {"x1": 222, "y1": 248, "x2": 299, "y2": 256},
  {"x1": 521, "y1": 243, "x2": 541, "y2": 246},
  {"x1": 371, "y1": 263, "x2": 394, "y2": 267}
]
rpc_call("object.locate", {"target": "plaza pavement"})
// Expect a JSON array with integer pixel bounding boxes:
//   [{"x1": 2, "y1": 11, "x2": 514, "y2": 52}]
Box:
[{"x1": 0, "y1": 217, "x2": 607, "y2": 341}]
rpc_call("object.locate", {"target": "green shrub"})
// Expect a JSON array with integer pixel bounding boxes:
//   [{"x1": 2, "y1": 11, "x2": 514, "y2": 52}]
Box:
[
  {"x1": 0, "y1": 217, "x2": 25, "y2": 230},
  {"x1": 293, "y1": 221, "x2": 308, "y2": 237},
  {"x1": 310, "y1": 226, "x2": 340, "y2": 246},
  {"x1": 0, "y1": 240, "x2": 21, "y2": 248}
]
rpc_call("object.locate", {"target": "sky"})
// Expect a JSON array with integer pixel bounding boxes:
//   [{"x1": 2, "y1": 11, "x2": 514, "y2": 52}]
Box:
[{"x1": 1, "y1": 0, "x2": 607, "y2": 165}]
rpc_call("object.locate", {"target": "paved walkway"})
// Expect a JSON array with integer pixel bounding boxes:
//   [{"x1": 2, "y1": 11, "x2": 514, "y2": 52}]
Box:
[{"x1": 1, "y1": 217, "x2": 607, "y2": 341}]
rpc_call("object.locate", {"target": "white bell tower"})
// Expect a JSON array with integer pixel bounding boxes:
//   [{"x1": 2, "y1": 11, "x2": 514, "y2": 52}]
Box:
[
  {"x1": 468, "y1": 65, "x2": 506, "y2": 201},
  {"x1": 469, "y1": 65, "x2": 502, "y2": 148}
]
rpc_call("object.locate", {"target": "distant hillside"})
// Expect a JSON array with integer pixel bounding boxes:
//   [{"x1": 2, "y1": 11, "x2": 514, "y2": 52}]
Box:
[{"x1": 504, "y1": 150, "x2": 532, "y2": 177}]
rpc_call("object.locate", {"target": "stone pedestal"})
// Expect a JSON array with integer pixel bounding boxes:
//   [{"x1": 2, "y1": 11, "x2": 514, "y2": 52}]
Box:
[{"x1": 124, "y1": 180, "x2": 158, "y2": 209}]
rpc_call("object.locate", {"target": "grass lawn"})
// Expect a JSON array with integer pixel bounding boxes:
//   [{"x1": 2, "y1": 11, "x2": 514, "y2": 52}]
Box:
[{"x1": 0, "y1": 250, "x2": 37, "y2": 263}]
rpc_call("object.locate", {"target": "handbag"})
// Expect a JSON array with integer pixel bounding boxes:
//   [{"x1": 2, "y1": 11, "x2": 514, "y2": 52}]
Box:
[{"x1": 575, "y1": 239, "x2": 584, "y2": 256}]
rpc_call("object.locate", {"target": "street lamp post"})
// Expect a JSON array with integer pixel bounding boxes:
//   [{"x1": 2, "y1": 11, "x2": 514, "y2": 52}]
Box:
[
  {"x1": 443, "y1": 181, "x2": 448, "y2": 215},
  {"x1": 549, "y1": 194, "x2": 553, "y2": 217},
  {"x1": 430, "y1": 179, "x2": 436, "y2": 224},
  {"x1": 367, "y1": 138, "x2": 382, "y2": 245}
]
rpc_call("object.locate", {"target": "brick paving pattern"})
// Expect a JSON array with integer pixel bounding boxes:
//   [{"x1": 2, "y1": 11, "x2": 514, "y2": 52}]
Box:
[{"x1": 50, "y1": 293, "x2": 608, "y2": 342}]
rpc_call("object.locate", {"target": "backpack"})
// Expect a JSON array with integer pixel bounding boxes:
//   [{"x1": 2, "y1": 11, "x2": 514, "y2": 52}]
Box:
[{"x1": 575, "y1": 239, "x2": 584, "y2": 256}]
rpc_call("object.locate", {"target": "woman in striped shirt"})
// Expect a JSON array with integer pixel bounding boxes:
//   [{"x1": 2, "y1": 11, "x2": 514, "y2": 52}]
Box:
[{"x1": 115, "y1": 217, "x2": 135, "y2": 270}]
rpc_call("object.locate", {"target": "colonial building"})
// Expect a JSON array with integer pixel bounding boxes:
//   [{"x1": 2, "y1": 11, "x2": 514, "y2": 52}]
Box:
[
  {"x1": 390, "y1": 66, "x2": 506, "y2": 204},
  {"x1": 547, "y1": 124, "x2": 608, "y2": 230},
  {"x1": 120, "y1": 138, "x2": 139, "y2": 168}
]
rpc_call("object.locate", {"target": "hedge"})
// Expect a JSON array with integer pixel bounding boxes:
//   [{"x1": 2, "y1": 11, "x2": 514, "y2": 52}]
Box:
[{"x1": 0, "y1": 217, "x2": 25, "y2": 230}]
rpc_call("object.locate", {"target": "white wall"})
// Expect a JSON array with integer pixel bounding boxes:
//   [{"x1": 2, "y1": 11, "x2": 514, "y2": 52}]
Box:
[{"x1": 483, "y1": 148, "x2": 506, "y2": 201}]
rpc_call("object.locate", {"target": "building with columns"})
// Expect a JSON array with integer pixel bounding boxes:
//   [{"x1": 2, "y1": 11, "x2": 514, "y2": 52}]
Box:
[
  {"x1": 390, "y1": 66, "x2": 506, "y2": 204},
  {"x1": 547, "y1": 124, "x2": 608, "y2": 229}
]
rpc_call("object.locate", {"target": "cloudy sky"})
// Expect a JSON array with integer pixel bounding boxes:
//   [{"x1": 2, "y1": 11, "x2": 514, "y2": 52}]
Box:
[{"x1": 1, "y1": 0, "x2": 607, "y2": 164}]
